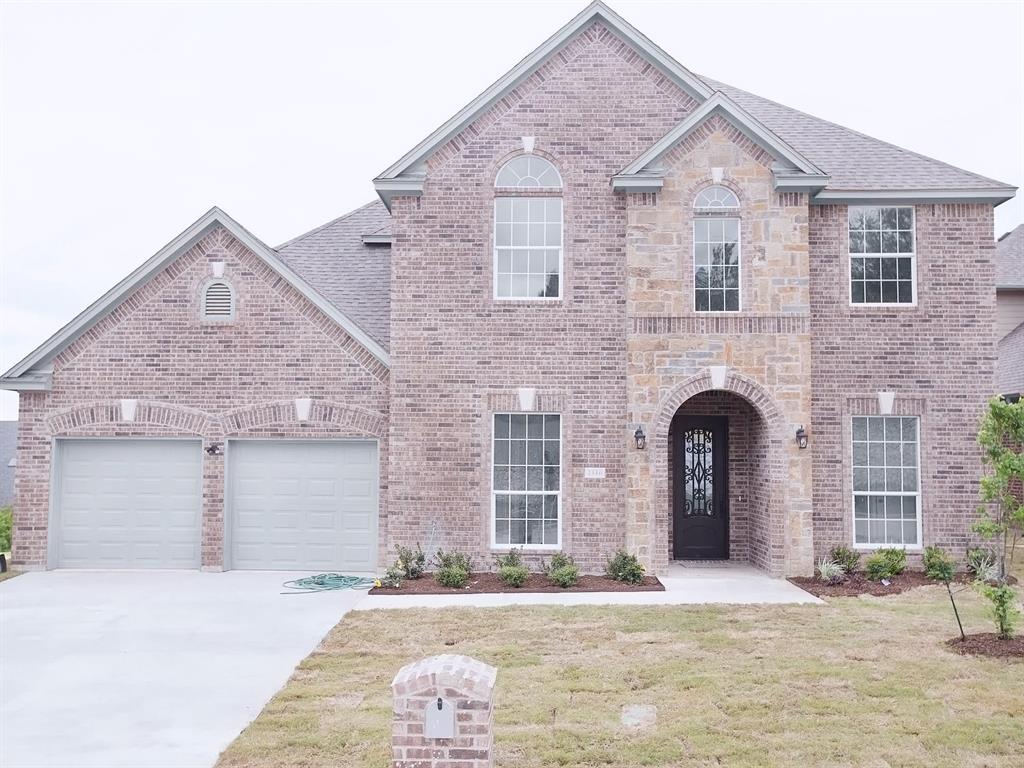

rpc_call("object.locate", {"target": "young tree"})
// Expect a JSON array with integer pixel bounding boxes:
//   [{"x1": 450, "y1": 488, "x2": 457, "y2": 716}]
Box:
[{"x1": 976, "y1": 396, "x2": 1024, "y2": 580}]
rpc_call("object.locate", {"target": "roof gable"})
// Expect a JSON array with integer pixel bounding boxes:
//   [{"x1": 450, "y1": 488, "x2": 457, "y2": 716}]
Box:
[{"x1": 1, "y1": 207, "x2": 389, "y2": 390}]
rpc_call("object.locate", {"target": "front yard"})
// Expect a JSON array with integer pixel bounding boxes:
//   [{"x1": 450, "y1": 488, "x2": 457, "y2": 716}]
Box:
[{"x1": 218, "y1": 578, "x2": 1023, "y2": 768}]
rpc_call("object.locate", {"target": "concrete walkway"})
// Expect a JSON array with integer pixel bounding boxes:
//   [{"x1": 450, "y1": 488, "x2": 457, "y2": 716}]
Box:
[
  {"x1": 355, "y1": 562, "x2": 821, "y2": 611},
  {"x1": 0, "y1": 570, "x2": 367, "y2": 768}
]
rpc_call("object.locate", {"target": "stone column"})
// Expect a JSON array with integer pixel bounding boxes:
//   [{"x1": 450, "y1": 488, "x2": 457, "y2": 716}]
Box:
[{"x1": 391, "y1": 654, "x2": 497, "y2": 768}]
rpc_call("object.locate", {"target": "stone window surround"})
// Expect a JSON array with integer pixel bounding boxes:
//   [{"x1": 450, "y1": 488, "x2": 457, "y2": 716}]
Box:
[
  {"x1": 840, "y1": 394, "x2": 928, "y2": 552},
  {"x1": 845, "y1": 204, "x2": 920, "y2": 310}
]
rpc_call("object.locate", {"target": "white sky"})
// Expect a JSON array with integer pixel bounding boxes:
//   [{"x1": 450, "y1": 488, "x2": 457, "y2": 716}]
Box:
[{"x1": 1, "y1": 0, "x2": 1022, "y2": 421}]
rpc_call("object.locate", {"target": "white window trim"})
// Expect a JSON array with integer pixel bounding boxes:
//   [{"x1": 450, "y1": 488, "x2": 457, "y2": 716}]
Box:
[
  {"x1": 492, "y1": 197, "x2": 564, "y2": 302},
  {"x1": 490, "y1": 412, "x2": 563, "y2": 551},
  {"x1": 692, "y1": 215, "x2": 742, "y2": 313},
  {"x1": 847, "y1": 206, "x2": 918, "y2": 309},
  {"x1": 850, "y1": 415, "x2": 923, "y2": 551},
  {"x1": 200, "y1": 278, "x2": 236, "y2": 323}
]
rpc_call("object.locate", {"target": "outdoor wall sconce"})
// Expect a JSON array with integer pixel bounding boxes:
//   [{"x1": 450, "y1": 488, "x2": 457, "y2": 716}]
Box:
[
  {"x1": 205, "y1": 442, "x2": 222, "y2": 456},
  {"x1": 634, "y1": 425, "x2": 647, "y2": 450},
  {"x1": 795, "y1": 426, "x2": 808, "y2": 450}
]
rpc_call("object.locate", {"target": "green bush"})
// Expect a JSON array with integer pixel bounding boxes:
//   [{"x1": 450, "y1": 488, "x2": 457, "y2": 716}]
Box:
[
  {"x1": 965, "y1": 548, "x2": 998, "y2": 582},
  {"x1": 828, "y1": 545, "x2": 860, "y2": 574},
  {"x1": 981, "y1": 583, "x2": 1019, "y2": 639},
  {"x1": 606, "y1": 549, "x2": 645, "y2": 585},
  {"x1": 435, "y1": 565, "x2": 469, "y2": 589},
  {"x1": 548, "y1": 563, "x2": 580, "y2": 588},
  {"x1": 0, "y1": 507, "x2": 11, "y2": 553},
  {"x1": 395, "y1": 543, "x2": 426, "y2": 579},
  {"x1": 380, "y1": 565, "x2": 404, "y2": 589},
  {"x1": 495, "y1": 548, "x2": 523, "y2": 569},
  {"x1": 816, "y1": 558, "x2": 845, "y2": 585},
  {"x1": 922, "y1": 545, "x2": 955, "y2": 581},
  {"x1": 865, "y1": 548, "x2": 907, "y2": 581},
  {"x1": 497, "y1": 564, "x2": 529, "y2": 588},
  {"x1": 433, "y1": 548, "x2": 472, "y2": 573}
]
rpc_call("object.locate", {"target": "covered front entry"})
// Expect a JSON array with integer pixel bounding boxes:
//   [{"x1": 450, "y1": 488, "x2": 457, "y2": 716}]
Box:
[{"x1": 672, "y1": 415, "x2": 728, "y2": 559}]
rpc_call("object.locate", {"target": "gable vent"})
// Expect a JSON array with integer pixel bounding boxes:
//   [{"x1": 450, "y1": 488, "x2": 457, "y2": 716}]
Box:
[{"x1": 203, "y1": 281, "x2": 234, "y2": 318}]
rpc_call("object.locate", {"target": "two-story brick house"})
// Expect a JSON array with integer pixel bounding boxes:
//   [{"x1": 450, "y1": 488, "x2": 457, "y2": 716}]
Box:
[{"x1": 2, "y1": 2, "x2": 1015, "y2": 576}]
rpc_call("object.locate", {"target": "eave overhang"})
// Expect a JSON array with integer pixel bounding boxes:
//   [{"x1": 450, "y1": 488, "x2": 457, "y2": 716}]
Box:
[{"x1": 810, "y1": 187, "x2": 1018, "y2": 206}]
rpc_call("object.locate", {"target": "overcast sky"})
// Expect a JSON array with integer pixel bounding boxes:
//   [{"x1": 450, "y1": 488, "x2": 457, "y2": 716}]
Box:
[{"x1": 1, "y1": 0, "x2": 1021, "y2": 420}]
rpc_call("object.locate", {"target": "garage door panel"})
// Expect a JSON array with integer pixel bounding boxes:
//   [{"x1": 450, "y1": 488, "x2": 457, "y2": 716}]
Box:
[
  {"x1": 228, "y1": 441, "x2": 378, "y2": 571},
  {"x1": 55, "y1": 440, "x2": 202, "y2": 569}
]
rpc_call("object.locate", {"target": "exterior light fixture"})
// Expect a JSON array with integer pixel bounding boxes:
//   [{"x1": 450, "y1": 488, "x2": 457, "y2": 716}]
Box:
[
  {"x1": 205, "y1": 442, "x2": 223, "y2": 456},
  {"x1": 634, "y1": 425, "x2": 647, "y2": 450},
  {"x1": 795, "y1": 426, "x2": 808, "y2": 450}
]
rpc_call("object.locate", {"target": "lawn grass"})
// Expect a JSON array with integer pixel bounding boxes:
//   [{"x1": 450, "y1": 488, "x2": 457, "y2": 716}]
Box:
[{"x1": 218, "y1": 578, "x2": 1024, "y2": 768}]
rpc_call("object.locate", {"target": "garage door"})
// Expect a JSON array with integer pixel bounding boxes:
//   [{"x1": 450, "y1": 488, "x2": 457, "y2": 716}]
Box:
[
  {"x1": 54, "y1": 439, "x2": 203, "y2": 568},
  {"x1": 227, "y1": 441, "x2": 378, "y2": 571}
]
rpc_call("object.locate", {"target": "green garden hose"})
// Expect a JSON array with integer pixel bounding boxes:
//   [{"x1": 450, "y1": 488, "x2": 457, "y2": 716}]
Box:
[{"x1": 281, "y1": 573, "x2": 378, "y2": 594}]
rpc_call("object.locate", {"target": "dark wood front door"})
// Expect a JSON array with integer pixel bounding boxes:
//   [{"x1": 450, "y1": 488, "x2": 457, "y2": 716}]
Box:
[{"x1": 673, "y1": 416, "x2": 729, "y2": 560}]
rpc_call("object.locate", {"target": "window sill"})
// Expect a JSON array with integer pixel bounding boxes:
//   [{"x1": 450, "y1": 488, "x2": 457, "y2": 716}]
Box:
[
  {"x1": 490, "y1": 544, "x2": 562, "y2": 552},
  {"x1": 852, "y1": 544, "x2": 922, "y2": 552}
]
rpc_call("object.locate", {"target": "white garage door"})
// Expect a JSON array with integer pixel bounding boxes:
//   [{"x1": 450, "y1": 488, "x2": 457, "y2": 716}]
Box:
[
  {"x1": 227, "y1": 441, "x2": 378, "y2": 571},
  {"x1": 54, "y1": 439, "x2": 203, "y2": 568}
]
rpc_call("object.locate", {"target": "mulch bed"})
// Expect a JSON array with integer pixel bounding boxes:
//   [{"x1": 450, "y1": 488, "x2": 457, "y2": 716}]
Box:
[
  {"x1": 788, "y1": 570, "x2": 968, "y2": 598},
  {"x1": 945, "y1": 633, "x2": 1024, "y2": 660},
  {"x1": 368, "y1": 572, "x2": 664, "y2": 595}
]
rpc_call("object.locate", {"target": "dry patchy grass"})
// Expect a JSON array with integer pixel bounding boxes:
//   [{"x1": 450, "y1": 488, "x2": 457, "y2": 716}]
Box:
[{"x1": 218, "y1": 583, "x2": 1023, "y2": 768}]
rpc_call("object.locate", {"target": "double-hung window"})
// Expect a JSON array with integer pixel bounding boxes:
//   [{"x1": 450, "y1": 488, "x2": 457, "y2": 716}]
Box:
[
  {"x1": 848, "y1": 206, "x2": 915, "y2": 304},
  {"x1": 852, "y1": 416, "x2": 920, "y2": 547},
  {"x1": 494, "y1": 155, "x2": 563, "y2": 299},
  {"x1": 693, "y1": 186, "x2": 740, "y2": 312},
  {"x1": 492, "y1": 413, "x2": 561, "y2": 547}
]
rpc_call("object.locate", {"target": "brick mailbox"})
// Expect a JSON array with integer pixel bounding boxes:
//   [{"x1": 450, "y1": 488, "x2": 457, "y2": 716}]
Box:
[{"x1": 391, "y1": 654, "x2": 497, "y2": 768}]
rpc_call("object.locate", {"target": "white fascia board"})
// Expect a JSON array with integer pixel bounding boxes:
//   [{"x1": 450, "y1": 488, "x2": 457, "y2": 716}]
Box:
[
  {"x1": 374, "y1": 1, "x2": 712, "y2": 185},
  {"x1": 772, "y1": 171, "x2": 830, "y2": 193},
  {"x1": 811, "y1": 187, "x2": 1018, "y2": 206},
  {"x1": 372, "y1": 175, "x2": 425, "y2": 211},
  {"x1": 610, "y1": 175, "x2": 664, "y2": 192},
  {"x1": 2, "y1": 207, "x2": 390, "y2": 386},
  {"x1": 361, "y1": 234, "x2": 393, "y2": 245},
  {"x1": 0, "y1": 370, "x2": 53, "y2": 392}
]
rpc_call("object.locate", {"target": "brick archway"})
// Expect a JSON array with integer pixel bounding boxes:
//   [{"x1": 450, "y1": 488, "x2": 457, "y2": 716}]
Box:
[{"x1": 649, "y1": 370, "x2": 789, "y2": 575}]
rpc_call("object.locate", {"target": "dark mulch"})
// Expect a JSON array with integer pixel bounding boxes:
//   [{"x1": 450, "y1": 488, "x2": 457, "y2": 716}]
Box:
[
  {"x1": 788, "y1": 570, "x2": 968, "y2": 598},
  {"x1": 369, "y1": 571, "x2": 664, "y2": 595},
  {"x1": 945, "y1": 633, "x2": 1024, "y2": 660}
]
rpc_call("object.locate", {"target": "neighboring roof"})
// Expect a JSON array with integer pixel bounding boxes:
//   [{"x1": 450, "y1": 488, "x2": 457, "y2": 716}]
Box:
[
  {"x1": 375, "y1": 1, "x2": 1015, "y2": 208},
  {"x1": 277, "y1": 201, "x2": 392, "y2": 350},
  {"x1": 0, "y1": 207, "x2": 389, "y2": 391},
  {"x1": 996, "y1": 225, "x2": 1024, "y2": 289},
  {"x1": 998, "y1": 321, "x2": 1024, "y2": 395},
  {"x1": 0, "y1": 421, "x2": 15, "y2": 508}
]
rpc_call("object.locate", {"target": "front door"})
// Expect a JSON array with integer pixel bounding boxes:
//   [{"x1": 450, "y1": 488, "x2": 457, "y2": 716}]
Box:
[{"x1": 673, "y1": 416, "x2": 729, "y2": 560}]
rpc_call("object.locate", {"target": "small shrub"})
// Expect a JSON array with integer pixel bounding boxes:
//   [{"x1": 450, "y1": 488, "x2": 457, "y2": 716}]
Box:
[
  {"x1": 828, "y1": 545, "x2": 860, "y2": 574},
  {"x1": 495, "y1": 548, "x2": 523, "y2": 569},
  {"x1": 433, "y1": 548, "x2": 472, "y2": 573},
  {"x1": 435, "y1": 565, "x2": 469, "y2": 589},
  {"x1": 981, "y1": 583, "x2": 1019, "y2": 639},
  {"x1": 544, "y1": 552, "x2": 580, "y2": 588},
  {"x1": 0, "y1": 507, "x2": 11, "y2": 553},
  {"x1": 922, "y1": 545, "x2": 954, "y2": 581},
  {"x1": 865, "y1": 548, "x2": 906, "y2": 581},
  {"x1": 498, "y1": 564, "x2": 529, "y2": 588},
  {"x1": 395, "y1": 543, "x2": 426, "y2": 579},
  {"x1": 546, "y1": 552, "x2": 575, "y2": 572},
  {"x1": 606, "y1": 549, "x2": 645, "y2": 585},
  {"x1": 380, "y1": 565, "x2": 404, "y2": 589},
  {"x1": 816, "y1": 558, "x2": 845, "y2": 585},
  {"x1": 966, "y1": 548, "x2": 998, "y2": 582}
]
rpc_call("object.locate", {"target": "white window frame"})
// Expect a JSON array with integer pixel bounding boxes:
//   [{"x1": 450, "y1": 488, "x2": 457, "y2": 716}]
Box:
[
  {"x1": 847, "y1": 206, "x2": 917, "y2": 308},
  {"x1": 851, "y1": 415, "x2": 923, "y2": 551},
  {"x1": 692, "y1": 215, "x2": 741, "y2": 313},
  {"x1": 493, "y1": 197, "x2": 564, "y2": 302},
  {"x1": 490, "y1": 412, "x2": 562, "y2": 550}
]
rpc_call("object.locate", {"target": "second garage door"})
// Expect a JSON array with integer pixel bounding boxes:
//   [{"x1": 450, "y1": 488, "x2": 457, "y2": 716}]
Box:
[{"x1": 227, "y1": 440, "x2": 378, "y2": 571}]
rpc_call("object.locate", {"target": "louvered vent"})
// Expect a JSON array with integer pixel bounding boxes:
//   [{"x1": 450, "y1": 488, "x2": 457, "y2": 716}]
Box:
[{"x1": 204, "y1": 281, "x2": 233, "y2": 318}]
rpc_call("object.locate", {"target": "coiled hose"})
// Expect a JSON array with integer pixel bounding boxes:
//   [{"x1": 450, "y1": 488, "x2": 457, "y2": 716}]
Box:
[{"x1": 281, "y1": 573, "x2": 378, "y2": 594}]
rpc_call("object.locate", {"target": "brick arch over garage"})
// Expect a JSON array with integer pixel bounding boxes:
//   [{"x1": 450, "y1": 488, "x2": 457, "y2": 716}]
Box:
[
  {"x1": 222, "y1": 400, "x2": 386, "y2": 438},
  {"x1": 45, "y1": 401, "x2": 214, "y2": 437},
  {"x1": 650, "y1": 370, "x2": 789, "y2": 575}
]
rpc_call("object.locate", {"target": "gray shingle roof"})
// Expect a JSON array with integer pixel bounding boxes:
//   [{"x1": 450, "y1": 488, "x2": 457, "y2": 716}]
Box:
[
  {"x1": 996, "y1": 225, "x2": 1024, "y2": 289},
  {"x1": 276, "y1": 201, "x2": 392, "y2": 350},
  {"x1": 0, "y1": 421, "x2": 16, "y2": 508},
  {"x1": 698, "y1": 76, "x2": 1013, "y2": 192},
  {"x1": 998, "y1": 321, "x2": 1024, "y2": 394}
]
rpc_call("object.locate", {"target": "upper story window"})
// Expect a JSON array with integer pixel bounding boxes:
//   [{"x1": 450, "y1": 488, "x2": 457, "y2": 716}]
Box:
[
  {"x1": 849, "y1": 206, "x2": 915, "y2": 305},
  {"x1": 202, "y1": 280, "x2": 234, "y2": 320},
  {"x1": 494, "y1": 155, "x2": 562, "y2": 299},
  {"x1": 693, "y1": 185, "x2": 740, "y2": 312}
]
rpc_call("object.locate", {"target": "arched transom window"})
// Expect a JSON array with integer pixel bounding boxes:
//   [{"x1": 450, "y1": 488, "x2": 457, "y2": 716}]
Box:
[
  {"x1": 494, "y1": 155, "x2": 563, "y2": 299},
  {"x1": 693, "y1": 185, "x2": 740, "y2": 312}
]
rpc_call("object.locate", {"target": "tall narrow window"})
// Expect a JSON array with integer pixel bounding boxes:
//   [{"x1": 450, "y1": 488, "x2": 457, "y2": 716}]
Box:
[
  {"x1": 492, "y1": 413, "x2": 561, "y2": 547},
  {"x1": 202, "y1": 280, "x2": 234, "y2": 320},
  {"x1": 852, "y1": 416, "x2": 920, "y2": 547},
  {"x1": 849, "y1": 206, "x2": 915, "y2": 304},
  {"x1": 693, "y1": 185, "x2": 740, "y2": 312},
  {"x1": 494, "y1": 155, "x2": 562, "y2": 299}
]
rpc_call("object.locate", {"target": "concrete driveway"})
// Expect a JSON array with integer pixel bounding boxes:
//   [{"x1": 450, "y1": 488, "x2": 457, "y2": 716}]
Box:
[{"x1": 0, "y1": 570, "x2": 367, "y2": 768}]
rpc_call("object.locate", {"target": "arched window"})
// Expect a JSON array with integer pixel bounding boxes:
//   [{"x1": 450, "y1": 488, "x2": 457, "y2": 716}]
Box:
[
  {"x1": 202, "y1": 280, "x2": 235, "y2": 320},
  {"x1": 494, "y1": 155, "x2": 563, "y2": 299},
  {"x1": 693, "y1": 186, "x2": 740, "y2": 312}
]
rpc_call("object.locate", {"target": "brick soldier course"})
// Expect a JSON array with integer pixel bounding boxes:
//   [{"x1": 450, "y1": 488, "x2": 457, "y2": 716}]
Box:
[{"x1": 2, "y1": 2, "x2": 1016, "y2": 577}]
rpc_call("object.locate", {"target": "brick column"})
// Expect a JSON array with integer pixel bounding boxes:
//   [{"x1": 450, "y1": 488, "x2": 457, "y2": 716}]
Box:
[{"x1": 391, "y1": 654, "x2": 497, "y2": 768}]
